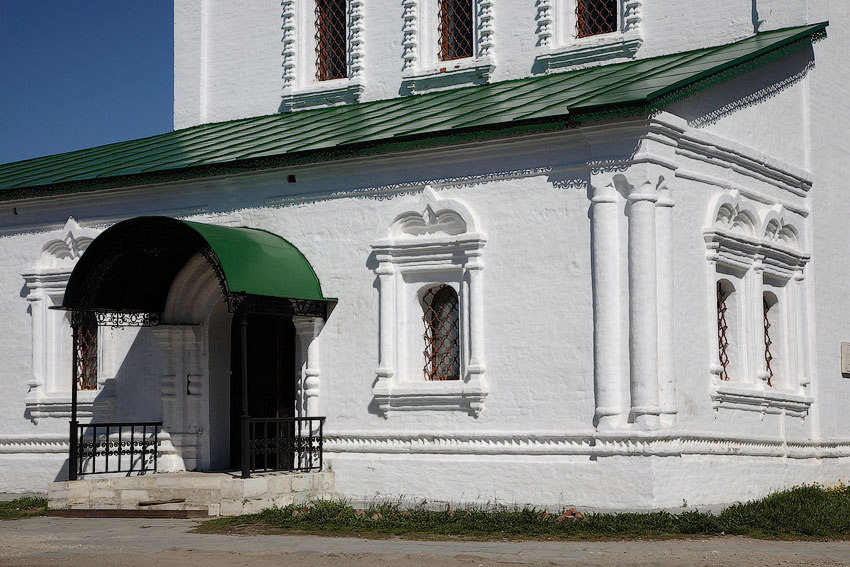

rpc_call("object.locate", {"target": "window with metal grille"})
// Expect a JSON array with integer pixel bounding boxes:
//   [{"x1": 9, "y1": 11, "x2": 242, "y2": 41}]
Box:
[
  {"x1": 438, "y1": 0, "x2": 474, "y2": 61},
  {"x1": 423, "y1": 285, "x2": 460, "y2": 381},
  {"x1": 716, "y1": 281, "x2": 731, "y2": 382},
  {"x1": 76, "y1": 312, "x2": 98, "y2": 391},
  {"x1": 575, "y1": 0, "x2": 618, "y2": 38},
  {"x1": 763, "y1": 293, "x2": 777, "y2": 387},
  {"x1": 315, "y1": 0, "x2": 348, "y2": 81}
]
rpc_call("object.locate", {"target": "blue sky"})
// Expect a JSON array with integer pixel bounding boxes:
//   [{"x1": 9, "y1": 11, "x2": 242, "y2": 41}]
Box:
[{"x1": 0, "y1": 2, "x2": 173, "y2": 164}]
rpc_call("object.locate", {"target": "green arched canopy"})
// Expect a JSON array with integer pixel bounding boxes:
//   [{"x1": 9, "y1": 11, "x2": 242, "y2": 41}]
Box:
[{"x1": 62, "y1": 216, "x2": 334, "y2": 317}]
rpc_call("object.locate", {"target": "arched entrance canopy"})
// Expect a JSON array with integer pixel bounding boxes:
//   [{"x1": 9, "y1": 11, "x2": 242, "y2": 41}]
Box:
[{"x1": 62, "y1": 216, "x2": 335, "y2": 320}]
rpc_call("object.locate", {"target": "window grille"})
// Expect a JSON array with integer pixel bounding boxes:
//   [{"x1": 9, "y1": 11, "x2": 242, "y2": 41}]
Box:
[
  {"x1": 423, "y1": 286, "x2": 460, "y2": 381},
  {"x1": 315, "y1": 0, "x2": 348, "y2": 81},
  {"x1": 716, "y1": 283, "x2": 731, "y2": 382},
  {"x1": 763, "y1": 297, "x2": 774, "y2": 387},
  {"x1": 76, "y1": 312, "x2": 98, "y2": 391},
  {"x1": 438, "y1": 0, "x2": 474, "y2": 61},
  {"x1": 575, "y1": 0, "x2": 618, "y2": 38}
]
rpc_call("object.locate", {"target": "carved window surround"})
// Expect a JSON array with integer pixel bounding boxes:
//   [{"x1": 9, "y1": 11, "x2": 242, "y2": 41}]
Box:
[
  {"x1": 371, "y1": 186, "x2": 487, "y2": 415},
  {"x1": 401, "y1": 0, "x2": 495, "y2": 94},
  {"x1": 535, "y1": 0, "x2": 641, "y2": 73},
  {"x1": 22, "y1": 218, "x2": 106, "y2": 424},
  {"x1": 704, "y1": 192, "x2": 812, "y2": 417},
  {"x1": 282, "y1": 0, "x2": 365, "y2": 110}
]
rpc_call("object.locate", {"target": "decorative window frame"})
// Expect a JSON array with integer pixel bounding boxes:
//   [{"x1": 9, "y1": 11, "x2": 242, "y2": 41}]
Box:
[
  {"x1": 371, "y1": 186, "x2": 488, "y2": 415},
  {"x1": 535, "y1": 0, "x2": 641, "y2": 73},
  {"x1": 282, "y1": 0, "x2": 365, "y2": 110},
  {"x1": 703, "y1": 192, "x2": 813, "y2": 417},
  {"x1": 21, "y1": 218, "x2": 107, "y2": 423},
  {"x1": 401, "y1": 0, "x2": 495, "y2": 94}
]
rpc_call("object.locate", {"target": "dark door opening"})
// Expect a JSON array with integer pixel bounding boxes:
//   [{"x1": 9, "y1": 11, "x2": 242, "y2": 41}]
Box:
[{"x1": 229, "y1": 314, "x2": 296, "y2": 470}]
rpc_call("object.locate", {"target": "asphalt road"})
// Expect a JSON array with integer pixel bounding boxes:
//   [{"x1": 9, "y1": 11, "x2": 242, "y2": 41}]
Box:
[{"x1": 2, "y1": 517, "x2": 850, "y2": 566}]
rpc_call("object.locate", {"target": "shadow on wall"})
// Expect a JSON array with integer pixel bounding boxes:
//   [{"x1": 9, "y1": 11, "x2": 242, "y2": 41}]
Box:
[
  {"x1": 665, "y1": 45, "x2": 815, "y2": 128},
  {"x1": 39, "y1": 327, "x2": 166, "y2": 482}
]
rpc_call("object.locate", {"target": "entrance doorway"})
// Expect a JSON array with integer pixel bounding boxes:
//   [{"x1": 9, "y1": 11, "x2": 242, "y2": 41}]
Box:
[{"x1": 229, "y1": 314, "x2": 297, "y2": 469}]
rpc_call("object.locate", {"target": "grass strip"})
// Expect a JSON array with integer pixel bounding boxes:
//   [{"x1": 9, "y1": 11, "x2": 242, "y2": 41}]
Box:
[
  {"x1": 195, "y1": 484, "x2": 850, "y2": 540},
  {"x1": 0, "y1": 497, "x2": 48, "y2": 520}
]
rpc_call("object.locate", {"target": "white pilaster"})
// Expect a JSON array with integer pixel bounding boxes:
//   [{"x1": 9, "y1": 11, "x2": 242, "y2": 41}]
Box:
[
  {"x1": 628, "y1": 181, "x2": 661, "y2": 429},
  {"x1": 656, "y1": 183, "x2": 677, "y2": 425},
  {"x1": 375, "y1": 258, "x2": 395, "y2": 392},
  {"x1": 590, "y1": 178, "x2": 622, "y2": 429},
  {"x1": 294, "y1": 317, "x2": 325, "y2": 422}
]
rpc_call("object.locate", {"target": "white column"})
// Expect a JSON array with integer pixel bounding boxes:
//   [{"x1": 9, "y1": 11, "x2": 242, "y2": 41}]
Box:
[
  {"x1": 793, "y1": 270, "x2": 810, "y2": 387},
  {"x1": 705, "y1": 240, "x2": 724, "y2": 381},
  {"x1": 656, "y1": 184, "x2": 677, "y2": 425},
  {"x1": 375, "y1": 259, "x2": 395, "y2": 389},
  {"x1": 294, "y1": 317, "x2": 324, "y2": 421},
  {"x1": 628, "y1": 181, "x2": 661, "y2": 429},
  {"x1": 752, "y1": 256, "x2": 769, "y2": 386},
  {"x1": 590, "y1": 179, "x2": 622, "y2": 430},
  {"x1": 466, "y1": 252, "x2": 485, "y2": 379}
]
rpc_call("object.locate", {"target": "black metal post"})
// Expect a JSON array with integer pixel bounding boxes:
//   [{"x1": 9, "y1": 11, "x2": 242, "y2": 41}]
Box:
[
  {"x1": 69, "y1": 321, "x2": 79, "y2": 481},
  {"x1": 240, "y1": 312, "x2": 251, "y2": 479}
]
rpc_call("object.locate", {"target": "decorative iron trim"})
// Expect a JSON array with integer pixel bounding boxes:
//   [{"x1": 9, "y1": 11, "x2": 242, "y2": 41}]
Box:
[
  {"x1": 226, "y1": 293, "x2": 332, "y2": 318},
  {"x1": 69, "y1": 309, "x2": 161, "y2": 328}
]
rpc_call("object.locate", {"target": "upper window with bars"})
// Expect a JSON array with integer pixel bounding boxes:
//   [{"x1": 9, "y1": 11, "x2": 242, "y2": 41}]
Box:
[
  {"x1": 438, "y1": 0, "x2": 475, "y2": 61},
  {"x1": 575, "y1": 0, "x2": 618, "y2": 38},
  {"x1": 422, "y1": 285, "x2": 461, "y2": 381},
  {"x1": 314, "y1": 0, "x2": 348, "y2": 81}
]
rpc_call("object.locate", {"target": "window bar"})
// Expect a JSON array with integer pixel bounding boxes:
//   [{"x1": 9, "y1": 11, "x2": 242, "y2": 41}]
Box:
[
  {"x1": 764, "y1": 298, "x2": 774, "y2": 387},
  {"x1": 438, "y1": 0, "x2": 474, "y2": 61},
  {"x1": 141, "y1": 425, "x2": 148, "y2": 473},
  {"x1": 716, "y1": 284, "x2": 731, "y2": 381},
  {"x1": 104, "y1": 425, "x2": 110, "y2": 473},
  {"x1": 315, "y1": 0, "x2": 348, "y2": 81},
  {"x1": 92, "y1": 425, "x2": 97, "y2": 475}
]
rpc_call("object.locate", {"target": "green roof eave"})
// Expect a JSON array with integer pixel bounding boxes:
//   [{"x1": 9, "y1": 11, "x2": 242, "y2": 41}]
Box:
[
  {"x1": 0, "y1": 22, "x2": 827, "y2": 201},
  {"x1": 61, "y1": 217, "x2": 333, "y2": 313},
  {"x1": 180, "y1": 220, "x2": 329, "y2": 301}
]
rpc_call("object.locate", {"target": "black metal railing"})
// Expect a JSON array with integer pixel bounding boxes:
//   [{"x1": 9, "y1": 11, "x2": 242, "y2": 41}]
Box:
[
  {"x1": 247, "y1": 417, "x2": 325, "y2": 474},
  {"x1": 73, "y1": 422, "x2": 161, "y2": 478}
]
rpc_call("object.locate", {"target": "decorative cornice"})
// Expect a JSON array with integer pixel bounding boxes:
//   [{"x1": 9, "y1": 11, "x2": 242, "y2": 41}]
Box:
[
  {"x1": 537, "y1": 34, "x2": 641, "y2": 72},
  {"x1": 324, "y1": 430, "x2": 850, "y2": 459},
  {"x1": 402, "y1": 61, "x2": 495, "y2": 95},
  {"x1": 0, "y1": 434, "x2": 69, "y2": 453},
  {"x1": 535, "y1": 0, "x2": 553, "y2": 47},
  {"x1": 477, "y1": 0, "x2": 494, "y2": 58},
  {"x1": 349, "y1": 0, "x2": 365, "y2": 78},
  {"x1": 372, "y1": 382, "x2": 489, "y2": 416}
]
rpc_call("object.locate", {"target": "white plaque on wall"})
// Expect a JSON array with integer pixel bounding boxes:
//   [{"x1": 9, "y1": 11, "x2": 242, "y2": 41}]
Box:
[{"x1": 841, "y1": 342, "x2": 850, "y2": 376}]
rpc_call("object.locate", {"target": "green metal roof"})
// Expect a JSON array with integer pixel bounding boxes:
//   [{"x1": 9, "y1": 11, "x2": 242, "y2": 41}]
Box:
[
  {"x1": 0, "y1": 22, "x2": 826, "y2": 199},
  {"x1": 182, "y1": 220, "x2": 326, "y2": 300},
  {"x1": 62, "y1": 216, "x2": 330, "y2": 312}
]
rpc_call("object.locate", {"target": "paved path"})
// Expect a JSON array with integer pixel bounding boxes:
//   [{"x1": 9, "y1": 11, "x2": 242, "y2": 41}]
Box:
[{"x1": 2, "y1": 517, "x2": 850, "y2": 566}]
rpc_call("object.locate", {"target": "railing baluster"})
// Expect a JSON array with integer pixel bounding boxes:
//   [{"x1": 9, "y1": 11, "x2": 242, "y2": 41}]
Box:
[
  {"x1": 141, "y1": 425, "x2": 148, "y2": 473},
  {"x1": 118, "y1": 426, "x2": 122, "y2": 472},
  {"x1": 130, "y1": 426, "x2": 135, "y2": 472}
]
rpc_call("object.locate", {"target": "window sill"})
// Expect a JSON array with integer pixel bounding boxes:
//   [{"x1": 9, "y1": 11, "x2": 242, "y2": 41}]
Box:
[
  {"x1": 711, "y1": 382, "x2": 813, "y2": 417},
  {"x1": 536, "y1": 31, "x2": 642, "y2": 73},
  {"x1": 372, "y1": 380, "x2": 488, "y2": 416},
  {"x1": 401, "y1": 58, "x2": 495, "y2": 95},
  {"x1": 281, "y1": 79, "x2": 365, "y2": 111},
  {"x1": 25, "y1": 391, "x2": 97, "y2": 424}
]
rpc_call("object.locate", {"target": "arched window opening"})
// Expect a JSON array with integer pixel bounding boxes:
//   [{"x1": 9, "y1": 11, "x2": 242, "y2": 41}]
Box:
[
  {"x1": 763, "y1": 292, "x2": 779, "y2": 387},
  {"x1": 576, "y1": 0, "x2": 618, "y2": 38},
  {"x1": 76, "y1": 311, "x2": 98, "y2": 391},
  {"x1": 716, "y1": 280, "x2": 734, "y2": 381},
  {"x1": 438, "y1": 0, "x2": 474, "y2": 61},
  {"x1": 315, "y1": 0, "x2": 348, "y2": 81},
  {"x1": 423, "y1": 285, "x2": 460, "y2": 381}
]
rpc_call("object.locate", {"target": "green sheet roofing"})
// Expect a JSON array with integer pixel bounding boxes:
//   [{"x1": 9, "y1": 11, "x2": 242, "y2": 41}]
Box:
[
  {"x1": 0, "y1": 22, "x2": 826, "y2": 198},
  {"x1": 62, "y1": 216, "x2": 330, "y2": 312}
]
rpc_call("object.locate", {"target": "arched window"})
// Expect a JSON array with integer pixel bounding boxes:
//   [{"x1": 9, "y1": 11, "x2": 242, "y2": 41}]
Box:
[
  {"x1": 576, "y1": 0, "x2": 618, "y2": 38},
  {"x1": 763, "y1": 292, "x2": 779, "y2": 387},
  {"x1": 716, "y1": 280, "x2": 738, "y2": 381},
  {"x1": 438, "y1": 0, "x2": 474, "y2": 61},
  {"x1": 315, "y1": 0, "x2": 348, "y2": 80},
  {"x1": 76, "y1": 311, "x2": 98, "y2": 391},
  {"x1": 423, "y1": 285, "x2": 460, "y2": 381}
]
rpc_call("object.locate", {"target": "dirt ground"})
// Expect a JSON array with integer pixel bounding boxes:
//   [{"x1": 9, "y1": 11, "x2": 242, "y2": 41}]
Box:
[{"x1": 2, "y1": 517, "x2": 850, "y2": 566}]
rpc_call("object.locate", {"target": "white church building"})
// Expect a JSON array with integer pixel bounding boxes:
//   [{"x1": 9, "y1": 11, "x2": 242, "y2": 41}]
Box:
[{"x1": 0, "y1": 0, "x2": 848, "y2": 512}]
